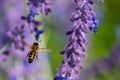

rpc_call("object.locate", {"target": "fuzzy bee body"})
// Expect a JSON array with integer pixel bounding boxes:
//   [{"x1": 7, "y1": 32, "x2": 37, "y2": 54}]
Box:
[
  {"x1": 28, "y1": 51, "x2": 36, "y2": 63},
  {"x1": 27, "y1": 42, "x2": 39, "y2": 63},
  {"x1": 26, "y1": 42, "x2": 50, "y2": 63}
]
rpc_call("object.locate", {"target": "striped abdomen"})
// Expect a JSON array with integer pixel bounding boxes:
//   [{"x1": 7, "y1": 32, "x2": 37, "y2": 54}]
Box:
[{"x1": 28, "y1": 51, "x2": 36, "y2": 63}]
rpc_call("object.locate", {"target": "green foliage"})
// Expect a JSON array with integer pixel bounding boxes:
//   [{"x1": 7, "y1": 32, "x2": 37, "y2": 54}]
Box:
[
  {"x1": 42, "y1": 15, "x2": 67, "y2": 75},
  {"x1": 89, "y1": 0, "x2": 120, "y2": 61}
]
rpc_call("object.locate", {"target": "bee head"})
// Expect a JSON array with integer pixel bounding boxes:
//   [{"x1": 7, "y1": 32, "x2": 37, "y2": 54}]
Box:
[{"x1": 33, "y1": 42, "x2": 39, "y2": 46}]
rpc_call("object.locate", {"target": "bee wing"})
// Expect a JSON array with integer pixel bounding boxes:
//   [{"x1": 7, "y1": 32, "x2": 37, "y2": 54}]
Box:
[
  {"x1": 38, "y1": 48, "x2": 51, "y2": 53},
  {"x1": 36, "y1": 53, "x2": 38, "y2": 61}
]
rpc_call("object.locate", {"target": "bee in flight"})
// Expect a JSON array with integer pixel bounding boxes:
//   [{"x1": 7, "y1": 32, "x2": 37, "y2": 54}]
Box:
[{"x1": 26, "y1": 42, "x2": 50, "y2": 63}]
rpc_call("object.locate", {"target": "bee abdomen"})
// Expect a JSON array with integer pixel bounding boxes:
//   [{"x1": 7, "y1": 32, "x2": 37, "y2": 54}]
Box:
[
  {"x1": 28, "y1": 52, "x2": 36, "y2": 63},
  {"x1": 28, "y1": 59, "x2": 33, "y2": 63}
]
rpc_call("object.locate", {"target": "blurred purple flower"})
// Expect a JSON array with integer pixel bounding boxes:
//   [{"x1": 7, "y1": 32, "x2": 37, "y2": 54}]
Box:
[
  {"x1": 110, "y1": 43, "x2": 120, "y2": 67},
  {"x1": 0, "y1": 54, "x2": 8, "y2": 62},
  {"x1": 7, "y1": 26, "x2": 25, "y2": 51},
  {"x1": 0, "y1": 0, "x2": 52, "y2": 67},
  {"x1": 89, "y1": 17, "x2": 99, "y2": 33},
  {"x1": 21, "y1": 0, "x2": 52, "y2": 41},
  {"x1": 54, "y1": 73, "x2": 67, "y2": 80},
  {"x1": 0, "y1": 0, "x2": 52, "y2": 80},
  {"x1": 93, "y1": 58, "x2": 113, "y2": 73},
  {"x1": 0, "y1": 0, "x2": 26, "y2": 60},
  {"x1": 81, "y1": 43, "x2": 120, "y2": 80},
  {"x1": 21, "y1": 7, "x2": 39, "y2": 23},
  {"x1": 5, "y1": 0, "x2": 52, "y2": 51},
  {"x1": 35, "y1": 30, "x2": 45, "y2": 41},
  {"x1": 55, "y1": 0, "x2": 100, "y2": 79},
  {"x1": 28, "y1": 0, "x2": 52, "y2": 15}
]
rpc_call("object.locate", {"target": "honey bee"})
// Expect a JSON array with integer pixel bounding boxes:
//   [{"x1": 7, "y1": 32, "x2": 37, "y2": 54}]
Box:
[{"x1": 26, "y1": 42, "x2": 50, "y2": 63}]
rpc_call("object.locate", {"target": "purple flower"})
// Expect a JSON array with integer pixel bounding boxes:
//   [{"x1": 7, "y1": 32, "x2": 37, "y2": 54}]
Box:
[
  {"x1": 0, "y1": 0, "x2": 52, "y2": 80},
  {"x1": 54, "y1": 73, "x2": 75, "y2": 80},
  {"x1": 21, "y1": 0, "x2": 52, "y2": 41},
  {"x1": 110, "y1": 43, "x2": 120, "y2": 67},
  {"x1": 29, "y1": 7, "x2": 39, "y2": 15},
  {"x1": 55, "y1": 0, "x2": 100, "y2": 79},
  {"x1": 35, "y1": 29, "x2": 44, "y2": 41},
  {"x1": 89, "y1": 17, "x2": 99, "y2": 33},
  {"x1": 54, "y1": 73, "x2": 66, "y2": 80},
  {"x1": 1, "y1": 0, "x2": 52, "y2": 61},
  {"x1": 21, "y1": 7, "x2": 39, "y2": 23},
  {"x1": 28, "y1": 0, "x2": 52, "y2": 15},
  {"x1": 6, "y1": 26, "x2": 25, "y2": 50}
]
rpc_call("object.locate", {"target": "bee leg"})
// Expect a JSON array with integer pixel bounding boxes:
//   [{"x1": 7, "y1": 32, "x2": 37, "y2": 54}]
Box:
[{"x1": 36, "y1": 53, "x2": 38, "y2": 61}]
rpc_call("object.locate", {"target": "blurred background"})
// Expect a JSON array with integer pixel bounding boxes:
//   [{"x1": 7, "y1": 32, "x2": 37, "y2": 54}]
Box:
[{"x1": 0, "y1": 0, "x2": 120, "y2": 80}]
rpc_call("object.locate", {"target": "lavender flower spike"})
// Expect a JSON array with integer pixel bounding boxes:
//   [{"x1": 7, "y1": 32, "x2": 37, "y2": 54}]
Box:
[
  {"x1": 55, "y1": 0, "x2": 100, "y2": 80},
  {"x1": 28, "y1": 0, "x2": 52, "y2": 15},
  {"x1": 21, "y1": 0, "x2": 52, "y2": 41}
]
